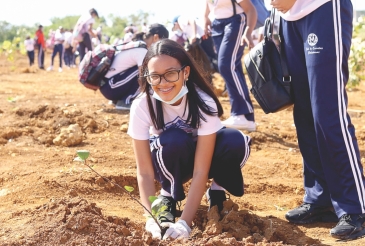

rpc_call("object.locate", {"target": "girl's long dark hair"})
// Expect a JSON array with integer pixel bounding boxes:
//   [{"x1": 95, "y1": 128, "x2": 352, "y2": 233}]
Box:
[{"x1": 138, "y1": 39, "x2": 223, "y2": 130}]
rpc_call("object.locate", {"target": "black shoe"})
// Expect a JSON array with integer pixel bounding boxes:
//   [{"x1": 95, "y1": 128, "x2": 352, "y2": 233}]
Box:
[
  {"x1": 115, "y1": 100, "x2": 131, "y2": 110},
  {"x1": 39, "y1": 66, "x2": 45, "y2": 70},
  {"x1": 285, "y1": 203, "x2": 338, "y2": 224},
  {"x1": 330, "y1": 214, "x2": 365, "y2": 240},
  {"x1": 153, "y1": 195, "x2": 176, "y2": 224},
  {"x1": 205, "y1": 188, "x2": 228, "y2": 212}
]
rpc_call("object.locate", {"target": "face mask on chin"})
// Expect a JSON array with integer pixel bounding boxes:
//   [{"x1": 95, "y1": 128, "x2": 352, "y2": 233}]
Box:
[{"x1": 152, "y1": 80, "x2": 189, "y2": 105}]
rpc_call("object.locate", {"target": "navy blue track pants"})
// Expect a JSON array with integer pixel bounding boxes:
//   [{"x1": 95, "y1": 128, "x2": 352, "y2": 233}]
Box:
[
  {"x1": 100, "y1": 65, "x2": 139, "y2": 104},
  {"x1": 51, "y1": 43, "x2": 63, "y2": 68},
  {"x1": 27, "y1": 50, "x2": 34, "y2": 66},
  {"x1": 281, "y1": 0, "x2": 365, "y2": 217},
  {"x1": 211, "y1": 13, "x2": 254, "y2": 121},
  {"x1": 150, "y1": 127, "x2": 251, "y2": 201}
]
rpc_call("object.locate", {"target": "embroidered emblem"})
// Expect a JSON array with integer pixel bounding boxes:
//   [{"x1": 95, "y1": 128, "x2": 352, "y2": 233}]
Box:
[{"x1": 307, "y1": 33, "x2": 318, "y2": 46}]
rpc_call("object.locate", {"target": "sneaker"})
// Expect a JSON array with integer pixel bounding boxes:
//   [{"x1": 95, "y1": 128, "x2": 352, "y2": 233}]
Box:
[
  {"x1": 330, "y1": 214, "x2": 365, "y2": 240},
  {"x1": 285, "y1": 203, "x2": 338, "y2": 224},
  {"x1": 151, "y1": 195, "x2": 176, "y2": 224},
  {"x1": 47, "y1": 66, "x2": 53, "y2": 71},
  {"x1": 206, "y1": 188, "x2": 227, "y2": 212},
  {"x1": 115, "y1": 100, "x2": 131, "y2": 110},
  {"x1": 58, "y1": 67, "x2": 63, "y2": 72},
  {"x1": 221, "y1": 115, "x2": 256, "y2": 132}
]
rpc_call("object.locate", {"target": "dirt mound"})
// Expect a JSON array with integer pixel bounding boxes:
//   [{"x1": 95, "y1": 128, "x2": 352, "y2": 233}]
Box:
[
  {"x1": 2, "y1": 196, "x2": 294, "y2": 246},
  {"x1": 0, "y1": 104, "x2": 109, "y2": 146},
  {"x1": 2, "y1": 197, "x2": 144, "y2": 246}
]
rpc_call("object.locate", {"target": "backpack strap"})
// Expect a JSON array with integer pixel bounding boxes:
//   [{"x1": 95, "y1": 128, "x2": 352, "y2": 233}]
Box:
[
  {"x1": 231, "y1": 0, "x2": 237, "y2": 16},
  {"x1": 269, "y1": 8, "x2": 291, "y2": 82},
  {"x1": 114, "y1": 41, "x2": 147, "y2": 51},
  {"x1": 110, "y1": 41, "x2": 147, "y2": 69},
  {"x1": 278, "y1": 30, "x2": 290, "y2": 82}
]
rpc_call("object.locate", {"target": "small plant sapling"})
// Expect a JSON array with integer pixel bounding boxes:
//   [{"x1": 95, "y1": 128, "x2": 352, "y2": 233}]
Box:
[{"x1": 74, "y1": 150, "x2": 170, "y2": 238}]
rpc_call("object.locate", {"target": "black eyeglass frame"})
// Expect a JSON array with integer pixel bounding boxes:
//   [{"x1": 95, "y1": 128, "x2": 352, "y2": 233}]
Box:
[{"x1": 144, "y1": 65, "x2": 187, "y2": 86}]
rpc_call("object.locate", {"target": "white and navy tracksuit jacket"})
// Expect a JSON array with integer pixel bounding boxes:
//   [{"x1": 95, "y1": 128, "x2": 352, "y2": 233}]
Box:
[{"x1": 281, "y1": 0, "x2": 365, "y2": 217}]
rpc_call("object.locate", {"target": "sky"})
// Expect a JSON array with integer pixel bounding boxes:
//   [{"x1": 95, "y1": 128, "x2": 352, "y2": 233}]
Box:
[{"x1": 1, "y1": 0, "x2": 364, "y2": 27}]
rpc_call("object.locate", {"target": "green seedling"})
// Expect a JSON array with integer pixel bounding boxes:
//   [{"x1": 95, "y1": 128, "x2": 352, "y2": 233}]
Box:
[
  {"x1": 75, "y1": 150, "x2": 168, "y2": 238},
  {"x1": 7, "y1": 97, "x2": 16, "y2": 103},
  {"x1": 274, "y1": 204, "x2": 287, "y2": 211}
]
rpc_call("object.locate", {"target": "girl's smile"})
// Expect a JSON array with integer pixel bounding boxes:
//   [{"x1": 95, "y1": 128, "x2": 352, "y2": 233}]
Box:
[{"x1": 147, "y1": 55, "x2": 190, "y2": 105}]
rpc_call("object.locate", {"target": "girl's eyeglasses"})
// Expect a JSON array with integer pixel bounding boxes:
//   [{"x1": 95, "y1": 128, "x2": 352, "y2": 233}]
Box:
[{"x1": 144, "y1": 65, "x2": 186, "y2": 86}]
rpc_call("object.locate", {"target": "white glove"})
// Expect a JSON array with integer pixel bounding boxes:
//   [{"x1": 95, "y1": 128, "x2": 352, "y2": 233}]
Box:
[
  {"x1": 163, "y1": 219, "x2": 191, "y2": 240},
  {"x1": 145, "y1": 218, "x2": 162, "y2": 239}
]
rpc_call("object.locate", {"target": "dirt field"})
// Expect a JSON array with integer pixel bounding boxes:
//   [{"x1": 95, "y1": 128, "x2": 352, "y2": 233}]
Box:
[{"x1": 0, "y1": 53, "x2": 364, "y2": 246}]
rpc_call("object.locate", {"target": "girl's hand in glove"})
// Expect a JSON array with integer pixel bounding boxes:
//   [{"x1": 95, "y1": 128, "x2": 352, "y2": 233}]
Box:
[
  {"x1": 145, "y1": 218, "x2": 174, "y2": 239},
  {"x1": 163, "y1": 219, "x2": 191, "y2": 240},
  {"x1": 145, "y1": 218, "x2": 162, "y2": 239}
]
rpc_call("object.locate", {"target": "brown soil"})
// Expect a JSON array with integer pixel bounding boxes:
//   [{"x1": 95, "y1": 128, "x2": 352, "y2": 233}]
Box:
[{"x1": 0, "y1": 53, "x2": 365, "y2": 246}]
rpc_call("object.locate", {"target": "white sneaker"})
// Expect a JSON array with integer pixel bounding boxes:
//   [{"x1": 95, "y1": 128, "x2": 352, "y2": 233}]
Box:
[
  {"x1": 58, "y1": 67, "x2": 63, "y2": 72},
  {"x1": 221, "y1": 115, "x2": 256, "y2": 132},
  {"x1": 47, "y1": 66, "x2": 53, "y2": 71}
]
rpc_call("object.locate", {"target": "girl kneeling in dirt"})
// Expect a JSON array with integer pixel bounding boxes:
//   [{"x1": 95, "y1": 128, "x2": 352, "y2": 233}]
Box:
[{"x1": 127, "y1": 39, "x2": 251, "y2": 240}]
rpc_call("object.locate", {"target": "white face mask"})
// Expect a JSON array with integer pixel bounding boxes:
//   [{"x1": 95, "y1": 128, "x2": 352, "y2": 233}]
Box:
[{"x1": 152, "y1": 81, "x2": 189, "y2": 105}]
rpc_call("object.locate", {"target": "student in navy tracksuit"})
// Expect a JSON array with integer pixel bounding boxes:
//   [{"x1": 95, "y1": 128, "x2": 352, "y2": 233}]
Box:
[
  {"x1": 272, "y1": 0, "x2": 365, "y2": 240},
  {"x1": 100, "y1": 24, "x2": 170, "y2": 110},
  {"x1": 204, "y1": 0, "x2": 257, "y2": 131},
  {"x1": 24, "y1": 36, "x2": 35, "y2": 66},
  {"x1": 48, "y1": 27, "x2": 65, "y2": 72},
  {"x1": 128, "y1": 39, "x2": 251, "y2": 240}
]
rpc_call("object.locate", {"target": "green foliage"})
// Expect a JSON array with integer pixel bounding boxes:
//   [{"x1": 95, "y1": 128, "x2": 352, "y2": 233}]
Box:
[
  {"x1": 124, "y1": 186, "x2": 134, "y2": 192},
  {"x1": 0, "y1": 21, "x2": 35, "y2": 43},
  {"x1": 76, "y1": 150, "x2": 90, "y2": 161},
  {"x1": 0, "y1": 36, "x2": 26, "y2": 63},
  {"x1": 348, "y1": 38, "x2": 365, "y2": 88},
  {"x1": 105, "y1": 14, "x2": 129, "y2": 39},
  {"x1": 45, "y1": 16, "x2": 80, "y2": 32},
  {"x1": 149, "y1": 196, "x2": 157, "y2": 203},
  {"x1": 348, "y1": 17, "x2": 365, "y2": 88},
  {"x1": 7, "y1": 97, "x2": 16, "y2": 103}
]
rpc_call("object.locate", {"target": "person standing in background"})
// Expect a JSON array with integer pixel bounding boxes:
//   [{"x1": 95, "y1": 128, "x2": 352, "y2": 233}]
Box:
[
  {"x1": 123, "y1": 27, "x2": 134, "y2": 43},
  {"x1": 63, "y1": 29, "x2": 75, "y2": 68},
  {"x1": 24, "y1": 35, "x2": 35, "y2": 66},
  {"x1": 203, "y1": 0, "x2": 257, "y2": 132},
  {"x1": 72, "y1": 8, "x2": 99, "y2": 61},
  {"x1": 141, "y1": 22, "x2": 149, "y2": 33},
  {"x1": 172, "y1": 15, "x2": 219, "y2": 74},
  {"x1": 271, "y1": 0, "x2": 365, "y2": 241},
  {"x1": 35, "y1": 25, "x2": 46, "y2": 69},
  {"x1": 48, "y1": 26, "x2": 65, "y2": 72}
]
